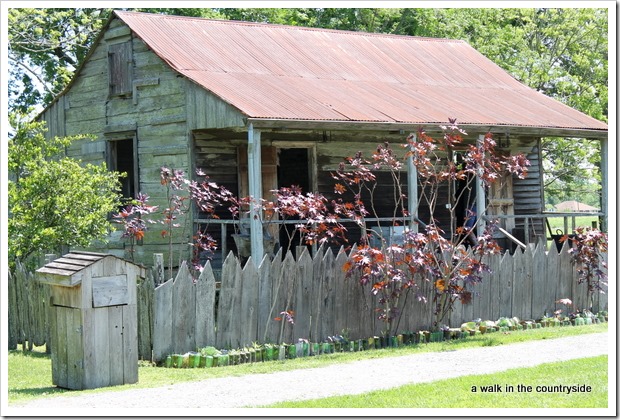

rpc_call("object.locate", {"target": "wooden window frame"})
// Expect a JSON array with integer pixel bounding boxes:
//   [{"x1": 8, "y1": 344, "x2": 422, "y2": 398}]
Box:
[{"x1": 106, "y1": 133, "x2": 139, "y2": 203}]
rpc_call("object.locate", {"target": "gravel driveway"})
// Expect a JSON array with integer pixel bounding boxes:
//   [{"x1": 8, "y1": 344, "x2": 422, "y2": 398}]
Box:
[{"x1": 10, "y1": 331, "x2": 609, "y2": 414}]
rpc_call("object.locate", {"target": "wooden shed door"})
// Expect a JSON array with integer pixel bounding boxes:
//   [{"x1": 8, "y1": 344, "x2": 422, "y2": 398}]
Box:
[
  {"x1": 488, "y1": 174, "x2": 515, "y2": 231},
  {"x1": 50, "y1": 305, "x2": 84, "y2": 390}
]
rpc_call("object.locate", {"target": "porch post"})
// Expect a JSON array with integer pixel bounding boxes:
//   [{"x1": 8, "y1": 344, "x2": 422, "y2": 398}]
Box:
[
  {"x1": 407, "y1": 133, "x2": 419, "y2": 233},
  {"x1": 600, "y1": 136, "x2": 608, "y2": 232},
  {"x1": 248, "y1": 124, "x2": 264, "y2": 262},
  {"x1": 476, "y1": 134, "x2": 487, "y2": 236}
]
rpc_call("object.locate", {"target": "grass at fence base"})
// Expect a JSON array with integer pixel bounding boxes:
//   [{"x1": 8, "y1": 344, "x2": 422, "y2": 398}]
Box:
[
  {"x1": 7, "y1": 323, "x2": 608, "y2": 404},
  {"x1": 263, "y1": 355, "x2": 608, "y2": 408}
]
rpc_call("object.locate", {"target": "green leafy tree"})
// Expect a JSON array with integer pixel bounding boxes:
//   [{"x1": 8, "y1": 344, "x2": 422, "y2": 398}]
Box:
[
  {"x1": 7, "y1": 8, "x2": 111, "y2": 114},
  {"x1": 413, "y1": 8, "x2": 608, "y2": 208},
  {"x1": 543, "y1": 138, "x2": 601, "y2": 208},
  {"x1": 8, "y1": 112, "x2": 122, "y2": 269}
]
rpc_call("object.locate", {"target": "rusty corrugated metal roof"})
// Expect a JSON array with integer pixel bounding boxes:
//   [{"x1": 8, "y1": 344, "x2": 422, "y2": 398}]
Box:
[{"x1": 115, "y1": 10, "x2": 607, "y2": 134}]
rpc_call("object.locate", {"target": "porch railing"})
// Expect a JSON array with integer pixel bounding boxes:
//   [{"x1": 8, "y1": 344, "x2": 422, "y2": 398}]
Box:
[{"x1": 195, "y1": 212, "x2": 604, "y2": 264}]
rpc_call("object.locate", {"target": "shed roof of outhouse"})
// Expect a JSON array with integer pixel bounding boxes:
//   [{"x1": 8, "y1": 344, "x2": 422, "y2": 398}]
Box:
[
  {"x1": 36, "y1": 251, "x2": 110, "y2": 280},
  {"x1": 113, "y1": 10, "x2": 607, "y2": 139}
]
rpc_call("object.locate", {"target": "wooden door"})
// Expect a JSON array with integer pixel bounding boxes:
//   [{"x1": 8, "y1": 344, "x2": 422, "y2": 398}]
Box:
[{"x1": 488, "y1": 174, "x2": 515, "y2": 231}]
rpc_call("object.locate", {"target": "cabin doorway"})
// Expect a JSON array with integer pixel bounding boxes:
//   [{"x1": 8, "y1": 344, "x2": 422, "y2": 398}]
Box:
[
  {"x1": 277, "y1": 148, "x2": 312, "y2": 255},
  {"x1": 278, "y1": 148, "x2": 310, "y2": 192}
]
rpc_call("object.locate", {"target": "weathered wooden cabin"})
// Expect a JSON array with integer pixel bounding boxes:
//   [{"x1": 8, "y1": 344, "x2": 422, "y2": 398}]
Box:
[{"x1": 39, "y1": 10, "x2": 608, "y2": 269}]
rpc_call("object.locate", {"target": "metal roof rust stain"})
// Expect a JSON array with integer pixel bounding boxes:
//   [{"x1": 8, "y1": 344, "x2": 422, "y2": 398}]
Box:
[{"x1": 114, "y1": 10, "x2": 608, "y2": 133}]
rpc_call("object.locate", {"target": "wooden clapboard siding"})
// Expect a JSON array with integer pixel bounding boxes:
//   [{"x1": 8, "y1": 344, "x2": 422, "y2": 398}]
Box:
[
  {"x1": 35, "y1": 20, "x2": 196, "y2": 267},
  {"x1": 186, "y1": 81, "x2": 246, "y2": 130},
  {"x1": 40, "y1": 96, "x2": 67, "y2": 140}
]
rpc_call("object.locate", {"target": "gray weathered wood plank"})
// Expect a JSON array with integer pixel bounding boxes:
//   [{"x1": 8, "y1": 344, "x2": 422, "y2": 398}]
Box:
[
  {"x1": 240, "y1": 258, "x2": 259, "y2": 347},
  {"x1": 332, "y1": 246, "x2": 349, "y2": 337},
  {"x1": 108, "y1": 306, "x2": 124, "y2": 386},
  {"x1": 293, "y1": 249, "x2": 313, "y2": 341},
  {"x1": 498, "y1": 251, "x2": 513, "y2": 317},
  {"x1": 216, "y1": 252, "x2": 239, "y2": 349},
  {"x1": 195, "y1": 261, "x2": 217, "y2": 348},
  {"x1": 122, "y1": 304, "x2": 139, "y2": 384},
  {"x1": 257, "y1": 254, "x2": 273, "y2": 344},
  {"x1": 172, "y1": 262, "x2": 195, "y2": 354},
  {"x1": 531, "y1": 241, "x2": 546, "y2": 319},
  {"x1": 152, "y1": 277, "x2": 173, "y2": 362},
  {"x1": 66, "y1": 307, "x2": 84, "y2": 390},
  {"x1": 278, "y1": 252, "x2": 297, "y2": 344},
  {"x1": 522, "y1": 245, "x2": 534, "y2": 320},
  {"x1": 511, "y1": 249, "x2": 525, "y2": 319}
]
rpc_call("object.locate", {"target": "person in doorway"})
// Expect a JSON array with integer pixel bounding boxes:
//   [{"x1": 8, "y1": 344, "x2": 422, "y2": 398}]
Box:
[{"x1": 463, "y1": 202, "x2": 478, "y2": 246}]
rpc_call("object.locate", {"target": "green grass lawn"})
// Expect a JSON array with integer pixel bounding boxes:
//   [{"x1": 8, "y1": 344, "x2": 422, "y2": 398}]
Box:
[
  {"x1": 264, "y1": 355, "x2": 608, "y2": 408},
  {"x1": 7, "y1": 323, "x2": 608, "y2": 405}
]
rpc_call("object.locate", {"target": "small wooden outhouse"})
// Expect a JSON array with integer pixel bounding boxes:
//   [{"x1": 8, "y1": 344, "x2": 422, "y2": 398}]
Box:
[{"x1": 36, "y1": 251, "x2": 143, "y2": 390}]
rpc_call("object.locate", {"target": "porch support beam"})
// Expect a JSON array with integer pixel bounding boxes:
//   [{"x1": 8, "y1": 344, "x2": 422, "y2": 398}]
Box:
[
  {"x1": 476, "y1": 134, "x2": 487, "y2": 237},
  {"x1": 248, "y1": 124, "x2": 264, "y2": 262},
  {"x1": 407, "y1": 133, "x2": 419, "y2": 233}
]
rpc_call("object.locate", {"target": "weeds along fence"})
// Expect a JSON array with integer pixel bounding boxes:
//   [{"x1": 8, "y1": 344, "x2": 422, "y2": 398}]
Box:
[{"x1": 8, "y1": 241, "x2": 608, "y2": 362}]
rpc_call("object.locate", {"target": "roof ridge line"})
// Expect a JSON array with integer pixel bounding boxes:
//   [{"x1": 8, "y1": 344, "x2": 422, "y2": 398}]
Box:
[{"x1": 113, "y1": 10, "x2": 467, "y2": 43}]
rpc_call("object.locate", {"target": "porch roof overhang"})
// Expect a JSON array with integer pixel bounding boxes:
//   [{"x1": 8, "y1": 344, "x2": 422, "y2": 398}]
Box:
[{"x1": 245, "y1": 118, "x2": 608, "y2": 140}]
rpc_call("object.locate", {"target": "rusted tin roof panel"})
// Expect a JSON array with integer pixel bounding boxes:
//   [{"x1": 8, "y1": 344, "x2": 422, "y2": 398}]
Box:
[{"x1": 115, "y1": 11, "x2": 608, "y2": 133}]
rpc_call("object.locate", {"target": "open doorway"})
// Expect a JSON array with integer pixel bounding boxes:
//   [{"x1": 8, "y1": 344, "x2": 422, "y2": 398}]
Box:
[
  {"x1": 277, "y1": 148, "x2": 311, "y2": 255},
  {"x1": 278, "y1": 148, "x2": 310, "y2": 192}
]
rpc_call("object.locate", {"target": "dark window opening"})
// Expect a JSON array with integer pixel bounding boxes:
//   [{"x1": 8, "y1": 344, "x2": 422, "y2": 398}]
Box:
[{"x1": 109, "y1": 138, "x2": 136, "y2": 203}]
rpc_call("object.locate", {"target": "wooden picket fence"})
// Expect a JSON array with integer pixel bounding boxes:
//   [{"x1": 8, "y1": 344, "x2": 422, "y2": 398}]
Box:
[
  {"x1": 7, "y1": 260, "x2": 51, "y2": 351},
  {"x1": 8, "y1": 241, "x2": 608, "y2": 363},
  {"x1": 142, "y1": 240, "x2": 607, "y2": 362}
]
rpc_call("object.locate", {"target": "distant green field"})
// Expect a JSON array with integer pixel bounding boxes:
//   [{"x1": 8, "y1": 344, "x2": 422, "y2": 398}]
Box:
[{"x1": 545, "y1": 215, "x2": 600, "y2": 235}]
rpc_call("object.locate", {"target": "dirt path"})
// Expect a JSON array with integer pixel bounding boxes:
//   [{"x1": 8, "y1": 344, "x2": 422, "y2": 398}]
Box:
[{"x1": 11, "y1": 332, "x2": 609, "y2": 414}]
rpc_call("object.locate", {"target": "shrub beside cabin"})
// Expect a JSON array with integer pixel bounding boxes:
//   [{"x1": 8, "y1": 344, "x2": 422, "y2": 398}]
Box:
[{"x1": 39, "y1": 10, "x2": 608, "y2": 270}]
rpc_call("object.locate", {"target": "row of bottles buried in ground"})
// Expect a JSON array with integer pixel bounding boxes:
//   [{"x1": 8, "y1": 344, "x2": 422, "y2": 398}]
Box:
[{"x1": 162, "y1": 317, "x2": 605, "y2": 369}]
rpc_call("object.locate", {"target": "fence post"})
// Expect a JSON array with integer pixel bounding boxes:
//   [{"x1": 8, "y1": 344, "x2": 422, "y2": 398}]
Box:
[
  {"x1": 153, "y1": 253, "x2": 164, "y2": 286},
  {"x1": 8, "y1": 270, "x2": 18, "y2": 350}
]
